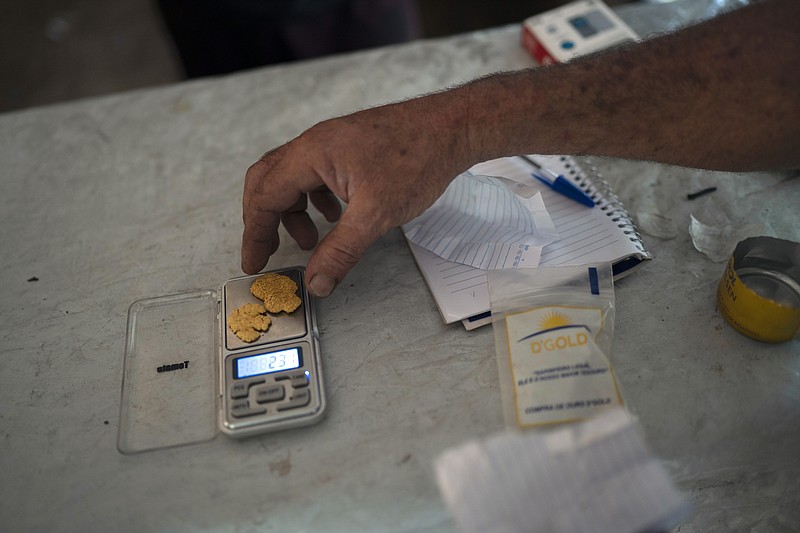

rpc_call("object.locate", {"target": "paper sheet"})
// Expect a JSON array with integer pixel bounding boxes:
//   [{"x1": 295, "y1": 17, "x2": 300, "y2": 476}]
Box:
[
  {"x1": 435, "y1": 408, "x2": 691, "y2": 533},
  {"x1": 403, "y1": 172, "x2": 558, "y2": 270},
  {"x1": 405, "y1": 156, "x2": 651, "y2": 326}
]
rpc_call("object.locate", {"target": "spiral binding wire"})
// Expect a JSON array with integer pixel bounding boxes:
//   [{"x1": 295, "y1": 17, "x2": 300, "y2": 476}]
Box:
[{"x1": 559, "y1": 156, "x2": 649, "y2": 256}]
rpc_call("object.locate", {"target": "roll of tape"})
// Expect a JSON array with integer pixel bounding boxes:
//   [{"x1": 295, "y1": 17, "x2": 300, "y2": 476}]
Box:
[{"x1": 716, "y1": 236, "x2": 800, "y2": 343}]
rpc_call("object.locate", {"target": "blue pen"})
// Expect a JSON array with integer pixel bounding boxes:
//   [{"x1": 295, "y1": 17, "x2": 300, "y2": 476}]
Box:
[{"x1": 519, "y1": 155, "x2": 595, "y2": 208}]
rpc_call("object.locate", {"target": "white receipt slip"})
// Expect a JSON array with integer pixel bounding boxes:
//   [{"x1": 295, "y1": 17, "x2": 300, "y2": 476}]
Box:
[{"x1": 435, "y1": 408, "x2": 691, "y2": 533}]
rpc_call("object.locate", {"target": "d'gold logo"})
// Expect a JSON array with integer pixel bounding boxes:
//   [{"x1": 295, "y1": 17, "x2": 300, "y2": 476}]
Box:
[
  {"x1": 519, "y1": 311, "x2": 590, "y2": 354},
  {"x1": 529, "y1": 331, "x2": 589, "y2": 354}
]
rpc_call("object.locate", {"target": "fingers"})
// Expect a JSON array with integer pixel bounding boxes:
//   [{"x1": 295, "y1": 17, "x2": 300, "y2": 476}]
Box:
[
  {"x1": 241, "y1": 211, "x2": 280, "y2": 274},
  {"x1": 241, "y1": 145, "x2": 318, "y2": 274},
  {"x1": 281, "y1": 195, "x2": 318, "y2": 251},
  {"x1": 304, "y1": 206, "x2": 383, "y2": 297},
  {"x1": 309, "y1": 187, "x2": 342, "y2": 223},
  {"x1": 282, "y1": 187, "x2": 342, "y2": 251}
]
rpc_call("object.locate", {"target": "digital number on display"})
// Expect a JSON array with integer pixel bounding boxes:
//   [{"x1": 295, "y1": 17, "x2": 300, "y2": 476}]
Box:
[{"x1": 235, "y1": 347, "x2": 302, "y2": 379}]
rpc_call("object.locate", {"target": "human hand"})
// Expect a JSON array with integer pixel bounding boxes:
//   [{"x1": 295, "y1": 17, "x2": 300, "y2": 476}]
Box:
[{"x1": 241, "y1": 90, "x2": 473, "y2": 297}]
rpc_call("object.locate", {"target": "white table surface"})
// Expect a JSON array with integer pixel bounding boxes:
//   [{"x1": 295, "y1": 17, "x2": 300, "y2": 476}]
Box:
[{"x1": 1, "y1": 1, "x2": 798, "y2": 531}]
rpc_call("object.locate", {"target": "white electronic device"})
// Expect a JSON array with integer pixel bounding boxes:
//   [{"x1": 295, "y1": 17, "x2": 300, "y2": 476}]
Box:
[{"x1": 521, "y1": 0, "x2": 638, "y2": 64}]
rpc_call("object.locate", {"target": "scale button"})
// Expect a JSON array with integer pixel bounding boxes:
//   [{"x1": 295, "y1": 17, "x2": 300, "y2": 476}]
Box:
[
  {"x1": 277, "y1": 388, "x2": 311, "y2": 411},
  {"x1": 230, "y1": 379, "x2": 264, "y2": 399},
  {"x1": 255, "y1": 383, "x2": 285, "y2": 404},
  {"x1": 277, "y1": 371, "x2": 309, "y2": 388},
  {"x1": 230, "y1": 399, "x2": 266, "y2": 418}
]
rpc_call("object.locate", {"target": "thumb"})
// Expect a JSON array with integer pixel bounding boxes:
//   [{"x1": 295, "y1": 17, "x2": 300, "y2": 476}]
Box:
[{"x1": 304, "y1": 207, "x2": 384, "y2": 297}]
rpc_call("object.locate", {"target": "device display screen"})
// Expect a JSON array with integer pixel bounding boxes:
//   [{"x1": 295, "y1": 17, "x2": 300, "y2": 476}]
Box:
[
  {"x1": 235, "y1": 347, "x2": 302, "y2": 379},
  {"x1": 569, "y1": 10, "x2": 613, "y2": 38}
]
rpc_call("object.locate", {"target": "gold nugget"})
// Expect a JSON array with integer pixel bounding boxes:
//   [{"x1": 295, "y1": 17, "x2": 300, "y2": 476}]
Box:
[
  {"x1": 250, "y1": 273, "x2": 301, "y2": 314},
  {"x1": 228, "y1": 303, "x2": 272, "y2": 342}
]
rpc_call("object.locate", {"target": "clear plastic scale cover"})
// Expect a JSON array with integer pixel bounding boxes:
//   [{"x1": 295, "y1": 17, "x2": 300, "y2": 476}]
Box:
[{"x1": 118, "y1": 289, "x2": 220, "y2": 454}]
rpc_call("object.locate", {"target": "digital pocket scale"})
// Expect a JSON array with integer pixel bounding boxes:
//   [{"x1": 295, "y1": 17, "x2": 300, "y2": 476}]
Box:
[{"x1": 118, "y1": 267, "x2": 326, "y2": 454}]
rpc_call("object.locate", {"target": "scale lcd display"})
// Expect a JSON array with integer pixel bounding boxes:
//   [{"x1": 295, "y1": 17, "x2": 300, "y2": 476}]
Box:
[{"x1": 235, "y1": 347, "x2": 302, "y2": 379}]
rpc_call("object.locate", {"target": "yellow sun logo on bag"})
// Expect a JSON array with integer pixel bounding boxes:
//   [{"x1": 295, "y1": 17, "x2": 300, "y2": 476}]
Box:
[{"x1": 538, "y1": 311, "x2": 571, "y2": 331}]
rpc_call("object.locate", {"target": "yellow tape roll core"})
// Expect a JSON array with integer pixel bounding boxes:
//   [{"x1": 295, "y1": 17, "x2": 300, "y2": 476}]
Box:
[{"x1": 716, "y1": 237, "x2": 800, "y2": 343}]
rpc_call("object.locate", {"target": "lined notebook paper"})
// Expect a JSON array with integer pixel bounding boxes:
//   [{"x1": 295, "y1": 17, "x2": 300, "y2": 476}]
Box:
[
  {"x1": 404, "y1": 172, "x2": 558, "y2": 270},
  {"x1": 405, "y1": 155, "x2": 651, "y2": 329}
]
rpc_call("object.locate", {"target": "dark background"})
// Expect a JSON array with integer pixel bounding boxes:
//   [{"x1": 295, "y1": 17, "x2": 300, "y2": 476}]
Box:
[{"x1": 0, "y1": 0, "x2": 632, "y2": 113}]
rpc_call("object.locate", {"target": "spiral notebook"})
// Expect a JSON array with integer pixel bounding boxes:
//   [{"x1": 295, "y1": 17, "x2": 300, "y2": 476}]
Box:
[{"x1": 405, "y1": 155, "x2": 651, "y2": 329}]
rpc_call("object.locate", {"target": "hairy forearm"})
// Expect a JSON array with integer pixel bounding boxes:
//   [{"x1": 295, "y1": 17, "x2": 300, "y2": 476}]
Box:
[{"x1": 462, "y1": 0, "x2": 800, "y2": 171}]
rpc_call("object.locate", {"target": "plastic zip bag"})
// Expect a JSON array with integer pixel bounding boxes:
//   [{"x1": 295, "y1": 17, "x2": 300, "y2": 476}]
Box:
[{"x1": 488, "y1": 263, "x2": 623, "y2": 429}]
